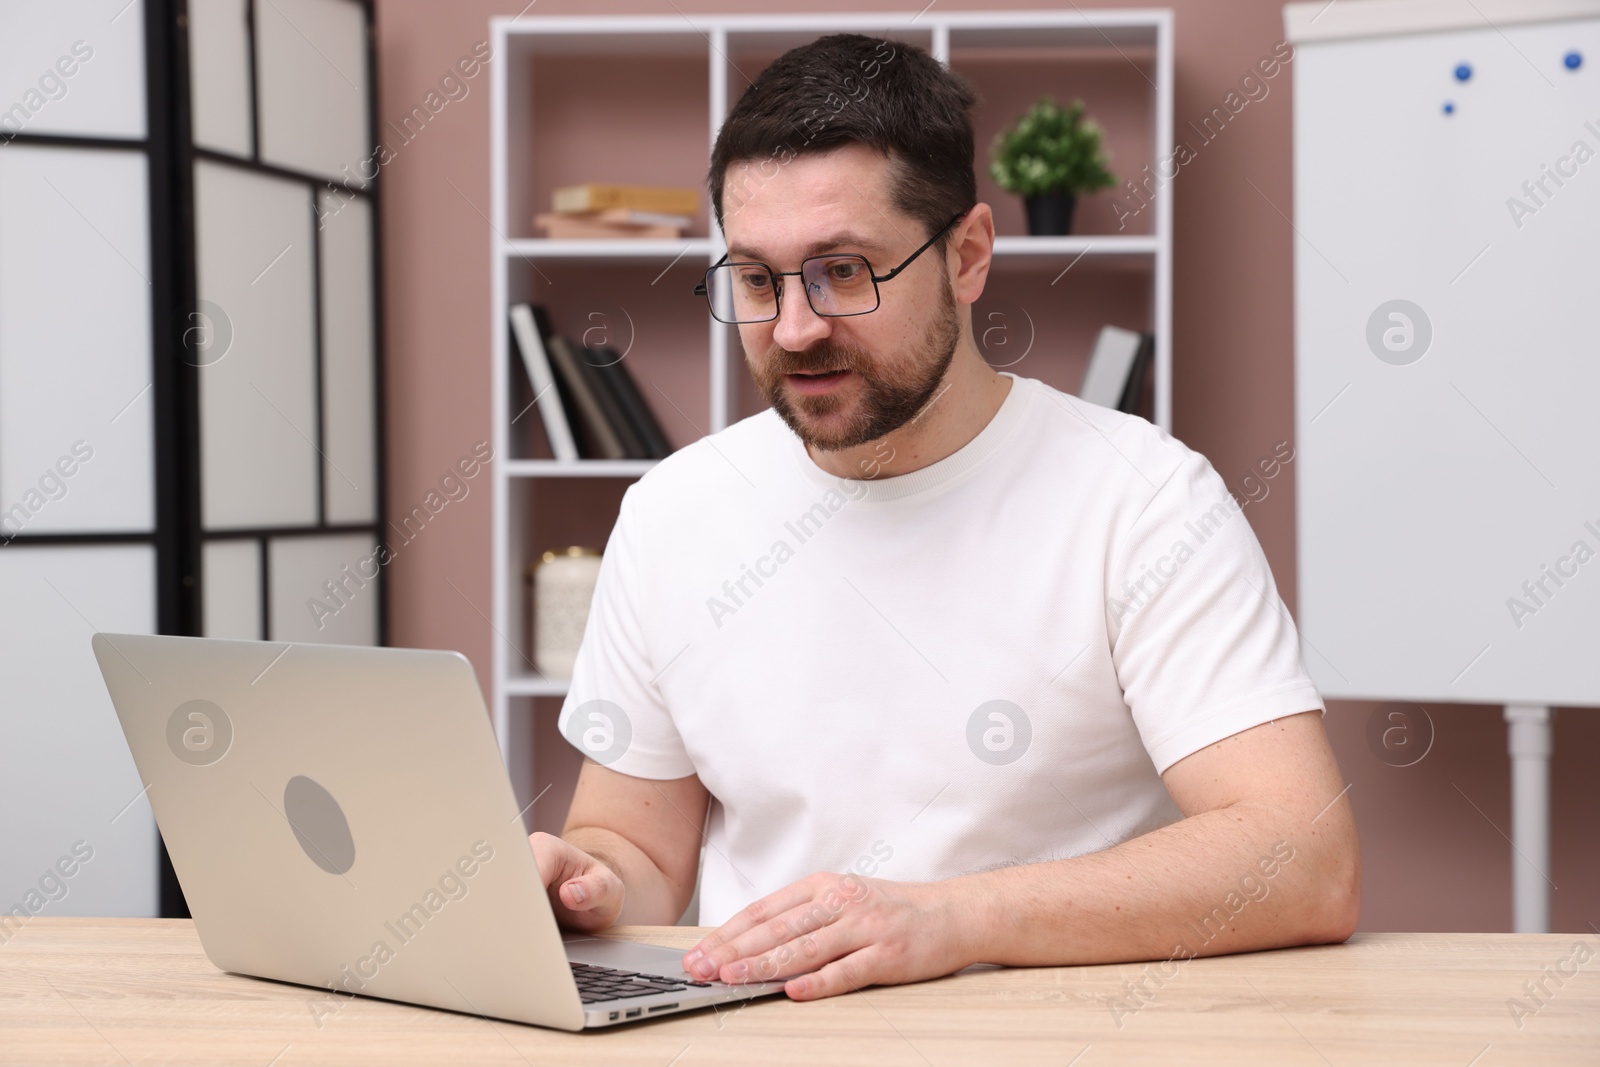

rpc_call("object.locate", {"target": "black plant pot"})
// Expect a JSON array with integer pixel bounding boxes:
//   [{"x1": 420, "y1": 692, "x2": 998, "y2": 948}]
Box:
[{"x1": 1023, "y1": 192, "x2": 1077, "y2": 236}]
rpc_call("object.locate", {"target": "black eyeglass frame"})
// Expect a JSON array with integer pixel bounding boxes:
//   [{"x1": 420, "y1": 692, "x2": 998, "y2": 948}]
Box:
[{"x1": 693, "y1": 210, "x2": 967, "y2": 324}]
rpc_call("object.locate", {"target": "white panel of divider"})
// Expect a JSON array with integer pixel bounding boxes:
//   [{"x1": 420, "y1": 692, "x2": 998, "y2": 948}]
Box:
[
  {"x1": 253, "y1": 0, "x2": 370, "y2": 186},
  {"x1": 0, "y1": 144, "x2": 154, "y2": 534},
  {"x1": 194, "y1": 159, "x2": 320, "y2": 531},
  {"x1": 267, "y1": 533, "x2": 380, "y2": 645},
  {"x1": 187, "y1": 0, "x2": 254, "y2": 157},
  {"x1": 0, "y1": 0, "x2": 147, "y2": 140},
  {"x1": 317, "y1": 190, "x2": 378, "y2": 525},
  {"x1": 203, "y1": 538, "x2": 263, "y2": 640},
  {"x1": 0, "y1": 544, "x2": 158, "y2": 918}
]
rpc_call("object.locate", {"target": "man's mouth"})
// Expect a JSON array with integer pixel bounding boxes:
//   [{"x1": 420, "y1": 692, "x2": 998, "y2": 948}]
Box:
[{"x1": 785, "y1": 368, "x2": 851, "y2": 393}]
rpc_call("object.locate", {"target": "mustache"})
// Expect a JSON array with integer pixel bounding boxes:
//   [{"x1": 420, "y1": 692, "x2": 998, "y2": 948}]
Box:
[{"x1": 765, "y1": 342, "x2": 868, "y2": 376}]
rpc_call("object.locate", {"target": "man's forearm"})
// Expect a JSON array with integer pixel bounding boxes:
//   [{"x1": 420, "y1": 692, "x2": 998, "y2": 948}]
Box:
[
  {"x1": 562, "y1": 825, "x2": 687, "y2": 925},
  {"x1": 957, "y1": 801, "x2": 1358, "y2": 969}
]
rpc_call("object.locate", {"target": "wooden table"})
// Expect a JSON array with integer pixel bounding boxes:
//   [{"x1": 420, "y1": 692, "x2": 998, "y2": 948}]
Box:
[{"x1": 3, "y1": 920, "x2": 1596, "y2": 1065}]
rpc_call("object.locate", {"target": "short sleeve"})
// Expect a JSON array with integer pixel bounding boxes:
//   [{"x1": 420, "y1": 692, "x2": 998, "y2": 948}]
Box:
[
  {"x1": 557, "y1": 484, "x2": 696, "y2": 779},
  {"x1": 1105, "y1": 448, "x2": 1324, "y2": 775}
]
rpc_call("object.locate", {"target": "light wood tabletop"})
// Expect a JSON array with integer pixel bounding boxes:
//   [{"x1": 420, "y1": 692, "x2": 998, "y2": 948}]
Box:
[{"x1": 2, "y1": 919, "x2": 1596, "y2": 1065}]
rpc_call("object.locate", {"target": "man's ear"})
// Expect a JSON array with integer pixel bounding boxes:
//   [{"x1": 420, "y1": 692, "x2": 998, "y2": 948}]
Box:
[{"x1": 950, "y1": 203, "x2": 995, "y2": 306}]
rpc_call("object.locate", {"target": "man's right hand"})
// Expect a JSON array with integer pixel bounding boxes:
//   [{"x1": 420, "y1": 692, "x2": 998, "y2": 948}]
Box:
[{"x1": 528, "y1": 831, "x2": 626, "y2": 932}]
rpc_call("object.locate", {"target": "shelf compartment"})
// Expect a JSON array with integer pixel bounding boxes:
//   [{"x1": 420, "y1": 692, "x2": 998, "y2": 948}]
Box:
[
  {"x1": 505, "y1": 42, "x2": 711, "y2": 242},
  {"x1": 953, "y1": 41, "x2": 1159, "y2": 240},
  {"x1": 506, "y1": 259, "x2": 711, "y2": 461}
]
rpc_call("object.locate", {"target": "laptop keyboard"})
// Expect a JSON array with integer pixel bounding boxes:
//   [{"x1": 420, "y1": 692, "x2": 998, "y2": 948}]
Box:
[{"x1": 571, "y1": 961, "x2": 714, "y2": 1004}]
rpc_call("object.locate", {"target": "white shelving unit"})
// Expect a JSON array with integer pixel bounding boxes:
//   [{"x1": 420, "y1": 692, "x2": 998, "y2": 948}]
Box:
[{"x1": 488, "y1": 10, "x2": 1174, "y2": 817}]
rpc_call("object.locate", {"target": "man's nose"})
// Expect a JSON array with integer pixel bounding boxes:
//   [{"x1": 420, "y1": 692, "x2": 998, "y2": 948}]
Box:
[{"x1": 770, "y1": 275, "x2": 832, "y2": 353}]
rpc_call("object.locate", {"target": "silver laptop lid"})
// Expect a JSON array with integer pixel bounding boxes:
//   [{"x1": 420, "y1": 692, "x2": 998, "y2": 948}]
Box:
[{"x1": 92, "y1": 632, "x2": 585, "y2": 1031}]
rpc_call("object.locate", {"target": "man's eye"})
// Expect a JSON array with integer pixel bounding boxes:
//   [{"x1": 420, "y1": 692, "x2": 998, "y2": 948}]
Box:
[{"x1": 828, "y1": 262, "x2": 862, "y2": 280}]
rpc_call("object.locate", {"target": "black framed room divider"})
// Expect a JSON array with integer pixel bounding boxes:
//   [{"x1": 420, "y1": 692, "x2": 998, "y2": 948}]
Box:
[{"x1": 0, "y1": 0, "x2": 385, "y2": 919}]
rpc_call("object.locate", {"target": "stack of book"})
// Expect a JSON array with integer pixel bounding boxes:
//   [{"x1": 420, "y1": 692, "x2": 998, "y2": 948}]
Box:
[
  {"x1": 510, "y1": 303, "x2": 674, "y2": 461},
  {"x1": 534, "y1": 183, "x2": 700, "y2": 239}
]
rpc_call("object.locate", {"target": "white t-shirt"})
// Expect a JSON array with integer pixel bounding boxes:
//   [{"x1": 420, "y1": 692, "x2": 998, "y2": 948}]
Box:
[{"x1": 558, "y1": 371, "x2": 1323, "y2": 926}]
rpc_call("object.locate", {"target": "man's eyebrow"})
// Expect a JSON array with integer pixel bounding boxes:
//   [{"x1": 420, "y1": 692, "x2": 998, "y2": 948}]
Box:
[{"x1": 727, "y1": 232, "x2": 890, "y2": 262}]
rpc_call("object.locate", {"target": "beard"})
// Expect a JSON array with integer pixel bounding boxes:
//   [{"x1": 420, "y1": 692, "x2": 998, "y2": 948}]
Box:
[{"x1": 749, "y1": 274, "x2": 961, "y2": 453}]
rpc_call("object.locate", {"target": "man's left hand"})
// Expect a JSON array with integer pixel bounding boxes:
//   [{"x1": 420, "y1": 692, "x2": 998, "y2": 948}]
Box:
[{"x1": 680, "y1": 872, "x2": 979, "y2": 1001}]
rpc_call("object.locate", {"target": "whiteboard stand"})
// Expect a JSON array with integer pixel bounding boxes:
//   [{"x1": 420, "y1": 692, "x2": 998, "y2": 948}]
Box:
[{"x1": 1506, "y1": 706, "x2": 1554, "y2": 933}]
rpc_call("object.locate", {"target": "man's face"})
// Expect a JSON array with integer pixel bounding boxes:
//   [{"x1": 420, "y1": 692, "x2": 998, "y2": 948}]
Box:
[{"x1": 721, "y1": 144, "x2": 961, "y2": 454}]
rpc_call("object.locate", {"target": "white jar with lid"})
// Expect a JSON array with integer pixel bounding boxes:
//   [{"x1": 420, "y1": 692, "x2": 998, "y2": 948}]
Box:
[{"x1": 529, "y1": 546, "x2": 602, "y2": 680}]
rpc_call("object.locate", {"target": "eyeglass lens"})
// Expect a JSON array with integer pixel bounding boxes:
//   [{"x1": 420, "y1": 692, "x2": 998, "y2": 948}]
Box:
[{"x1": 705, "y1": 255, "x2": 878, "y2": 323}]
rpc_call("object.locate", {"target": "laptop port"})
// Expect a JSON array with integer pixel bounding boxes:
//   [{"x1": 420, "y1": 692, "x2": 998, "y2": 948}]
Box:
[
  {"x1": 625, "y1": 1008, "x2": 642, "y2": 1018},
  {"x1": 608, "y1": 1011, "x2": 619, "y2": 1021},
  {"x1": 647, "y1": 1003, "x2": 679, "y2": 1013}
]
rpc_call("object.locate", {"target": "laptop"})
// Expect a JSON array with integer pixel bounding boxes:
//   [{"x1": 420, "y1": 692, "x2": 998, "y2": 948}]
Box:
[{"x1": 90, "y1": 632, "x2": 787, "y2": 1030}]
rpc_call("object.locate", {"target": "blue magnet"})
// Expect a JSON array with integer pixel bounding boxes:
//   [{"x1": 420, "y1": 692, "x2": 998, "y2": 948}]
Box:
[
  {"x1": 1454, "y1": 62, "x2": 1472, "y2": 81},
  {"x1": 1443, "y1": 101, "x2": 1455, "y2": 115},
  {"x1": 1564, "y1": 50, "x2": 1582, "y2": 71}
]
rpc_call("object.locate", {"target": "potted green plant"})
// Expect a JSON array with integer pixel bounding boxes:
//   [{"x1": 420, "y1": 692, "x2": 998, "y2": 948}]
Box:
[{"x1": 989, "y1": 97, "x2": 1116, "y2": 236}]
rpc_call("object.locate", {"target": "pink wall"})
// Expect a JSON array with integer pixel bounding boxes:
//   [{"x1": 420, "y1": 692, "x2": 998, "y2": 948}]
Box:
[{"x1": 372, "y1": 0, "x2": 1599, "y2": 934}]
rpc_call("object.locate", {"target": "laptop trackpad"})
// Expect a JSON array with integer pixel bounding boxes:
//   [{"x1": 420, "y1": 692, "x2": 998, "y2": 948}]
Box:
[{"x1": 562, "y1": 932, "x2": 700, "y2": 979}]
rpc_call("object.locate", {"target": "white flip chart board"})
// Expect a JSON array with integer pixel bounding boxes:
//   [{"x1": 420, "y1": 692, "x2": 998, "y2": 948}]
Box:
[{"x1": 1286, "y1": 0, "x2": 1600, "y2": 706}]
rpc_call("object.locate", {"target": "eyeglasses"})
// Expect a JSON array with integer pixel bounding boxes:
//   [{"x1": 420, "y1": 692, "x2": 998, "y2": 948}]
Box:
[{"x1": 694, "y1": 211, "x2": 966, "y2": 324}]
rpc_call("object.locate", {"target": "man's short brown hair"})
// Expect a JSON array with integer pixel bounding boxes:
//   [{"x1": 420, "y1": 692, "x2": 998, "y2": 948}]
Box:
[{"x1": 707, "y1": 34, "x2": 979, "y2": 251}]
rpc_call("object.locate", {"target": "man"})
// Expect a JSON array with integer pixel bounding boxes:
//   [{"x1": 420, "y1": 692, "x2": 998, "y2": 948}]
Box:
[{"x1": 530, "y1": 33, "x2": 1358, "y2": 1002}]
